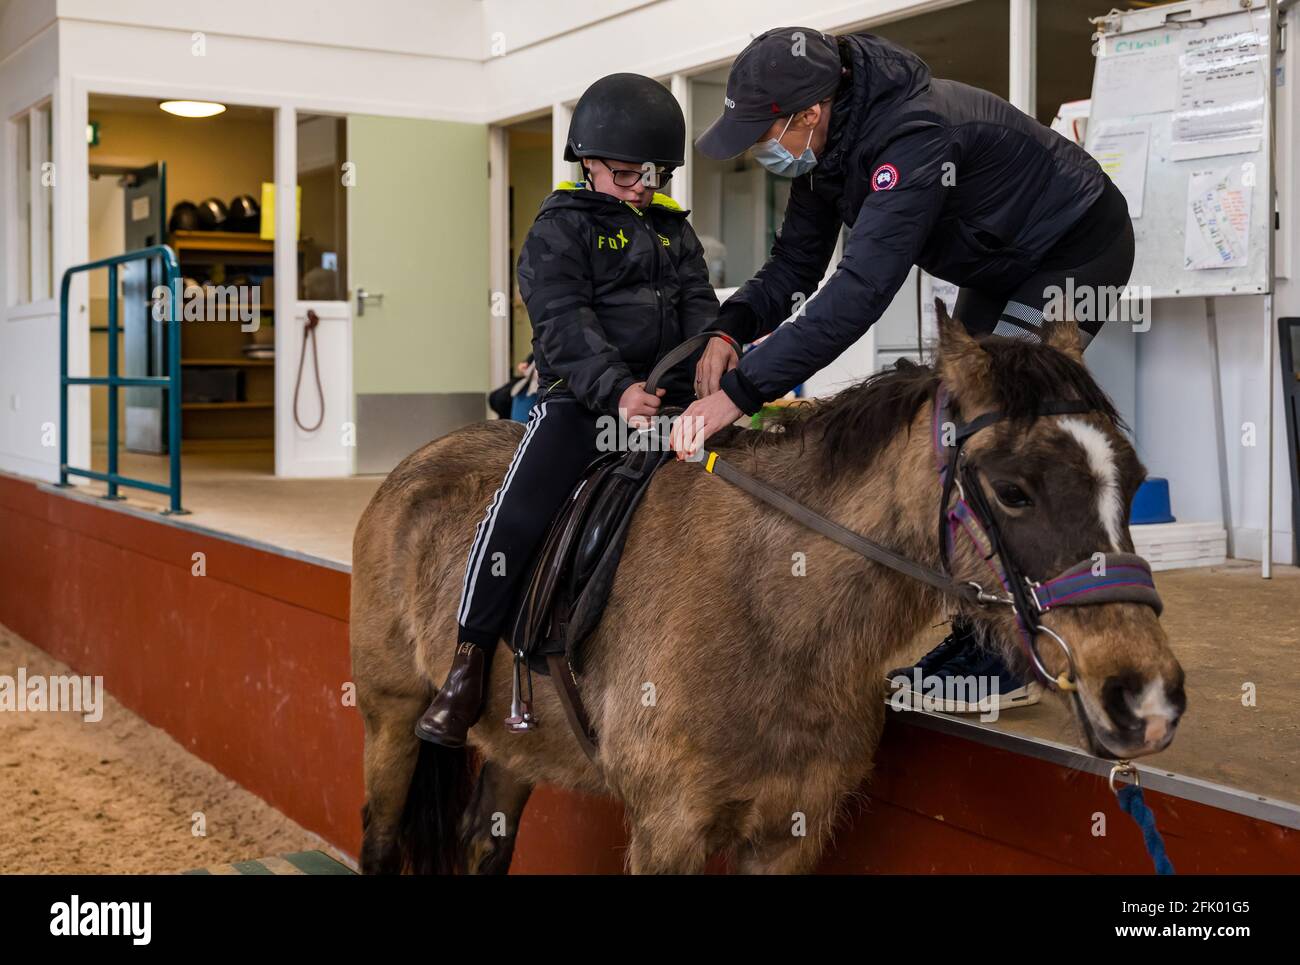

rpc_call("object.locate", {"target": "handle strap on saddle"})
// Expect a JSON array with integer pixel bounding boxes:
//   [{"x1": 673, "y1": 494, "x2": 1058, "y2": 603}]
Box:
[{"x1": 644, "y1": 330, "x2": 737, "y2": 396}]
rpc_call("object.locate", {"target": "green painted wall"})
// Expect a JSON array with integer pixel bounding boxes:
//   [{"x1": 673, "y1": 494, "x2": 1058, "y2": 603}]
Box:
[{"x1": 350, "y1": 115, "x2": 489, "y2": 395}]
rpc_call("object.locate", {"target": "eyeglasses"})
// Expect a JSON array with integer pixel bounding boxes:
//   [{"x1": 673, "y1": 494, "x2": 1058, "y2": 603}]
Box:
[{"x1": 598, "y1": 160, "x2": 674, "y2": 190}]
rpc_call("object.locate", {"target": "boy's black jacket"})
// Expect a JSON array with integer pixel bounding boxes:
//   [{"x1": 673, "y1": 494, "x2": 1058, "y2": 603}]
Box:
[{"x1": 517, "y1": 183, "x2": 718, "y2": 415}]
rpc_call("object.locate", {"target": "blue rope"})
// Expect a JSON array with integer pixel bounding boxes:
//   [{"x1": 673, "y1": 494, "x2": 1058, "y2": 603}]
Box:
[{"x1": 1118, "y1": 784, "x2": 1176, "y2": 875}]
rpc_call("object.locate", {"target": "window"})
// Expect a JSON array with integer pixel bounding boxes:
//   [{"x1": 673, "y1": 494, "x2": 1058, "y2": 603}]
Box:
[
  {"x1": 9, "y1": 102, "x2": 53, "y2": 306},
  {"x1": 14, "y1": 113, "x2": 30, "y2": 304},
  {"x1": 297, "y1": 114, "x2": 348, "y2": 301}
]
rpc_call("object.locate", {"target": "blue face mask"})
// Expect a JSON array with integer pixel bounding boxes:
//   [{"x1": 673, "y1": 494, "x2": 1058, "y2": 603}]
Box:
[{"x1": 753, "y1": 115, "x2": 817, "y2": 178}]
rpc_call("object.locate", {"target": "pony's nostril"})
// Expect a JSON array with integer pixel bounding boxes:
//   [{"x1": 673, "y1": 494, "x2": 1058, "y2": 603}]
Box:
[
  {"x1": 1166, "y1": 681, "x2": 1187, "y2": 717},
  {"x1": 1101, "y1": 672, "x2": 1146, "y2": 734}
]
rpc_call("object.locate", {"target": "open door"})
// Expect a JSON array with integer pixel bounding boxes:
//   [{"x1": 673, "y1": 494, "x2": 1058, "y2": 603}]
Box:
[
  {"x1": 348, "y1": 116, "x2": 489, "y2": 473},
  {"x1": 122, "y1": 162, "x2": 167, "y2": 453}
]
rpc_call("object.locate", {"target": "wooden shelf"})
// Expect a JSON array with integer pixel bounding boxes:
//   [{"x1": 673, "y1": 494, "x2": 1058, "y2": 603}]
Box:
[
  {"x1": 182, "y1": 358, "x2": 274, "y2": 367},
  {"x1": 182, "y1": 401, "x2": 275, "y2": 411},
  {"x1": 170, "y1": 230, "x2": 274, "y2": 254},
  {"x1": 181, "y1": 437, "x2": 274, "y2": 454},
  {"x1": 169, "y1": 229, "x2": 295, "y2": 447},
  {"x1": 170, "y1": 230, "x2": 307, "y2": 254}
]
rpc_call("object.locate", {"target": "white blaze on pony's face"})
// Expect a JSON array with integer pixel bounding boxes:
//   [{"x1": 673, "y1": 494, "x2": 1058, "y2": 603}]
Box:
[
  {"x1": 935, "y1": 306, "x2": 1186, "y2": 760},
  {"x1": 1057, "y1": 417, "x2": 1125, "y2": 553}
]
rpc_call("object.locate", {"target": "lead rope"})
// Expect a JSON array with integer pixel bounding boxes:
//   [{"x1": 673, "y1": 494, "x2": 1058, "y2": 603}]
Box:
[
  {"x1": 293, "y1": 309, "x2": 325, "y2": 432},
  {"x1": 1111, "y1": 762, "x2": 1176, "y2": 875}
]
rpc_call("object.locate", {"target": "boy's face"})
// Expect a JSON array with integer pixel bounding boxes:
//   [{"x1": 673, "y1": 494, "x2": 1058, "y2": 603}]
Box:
[{"x1": 583, "y1": 158, "x2": 667, "y2": 209}]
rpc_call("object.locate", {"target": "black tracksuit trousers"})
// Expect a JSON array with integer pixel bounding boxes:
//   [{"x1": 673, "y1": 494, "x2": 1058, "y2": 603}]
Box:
[{"x1": 456, "y1": 396, "x2": 604, "y2": 651}]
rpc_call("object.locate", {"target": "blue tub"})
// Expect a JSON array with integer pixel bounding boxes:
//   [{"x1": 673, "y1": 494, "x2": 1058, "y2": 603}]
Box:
[{"x1": 1130, "y1": 477, "x2": 1176, "y2": 525}]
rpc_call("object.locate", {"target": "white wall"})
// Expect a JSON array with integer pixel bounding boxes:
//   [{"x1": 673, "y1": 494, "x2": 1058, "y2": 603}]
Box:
[
  {"x1": 479, "y1": 0, "x2": 966, "y2": 121},
  {"x1": 480, "y1": 0, "x2": 659, "y2": 56},
  {"x1": 1121, "y1": 10, "x2": 1297, "y2": 566},
  {"x1": 55, "y1": 0, "x2": 486, "y2": 61},
  {"x1": 1136, "y1": 296, "x2": 1295, "y2": 565},
  {"x1": 0, "y1": 0, "x2": 56, "y2": 62},
  {"x1": 1, "y1": 6, "x2": 60, "y2": 482},
  {"x1": 0, "y1": 0, "x2": 1294, "y2": 558}
]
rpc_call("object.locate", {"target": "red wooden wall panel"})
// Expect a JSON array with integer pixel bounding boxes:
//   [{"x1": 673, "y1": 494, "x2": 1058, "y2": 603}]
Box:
[{"x1": 2, "y1": 475, "x2": 1295, "y2": 873}]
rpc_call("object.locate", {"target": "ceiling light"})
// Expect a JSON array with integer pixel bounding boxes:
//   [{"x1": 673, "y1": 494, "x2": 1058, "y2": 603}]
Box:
[{"x1": 159, "y1": 100, "x2": 226, "y2": 118}]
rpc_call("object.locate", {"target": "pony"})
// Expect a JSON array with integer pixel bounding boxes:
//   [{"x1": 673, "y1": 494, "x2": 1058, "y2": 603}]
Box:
[{"x1": 349, "y1": 311, "x2": 1184, "y2": 874}]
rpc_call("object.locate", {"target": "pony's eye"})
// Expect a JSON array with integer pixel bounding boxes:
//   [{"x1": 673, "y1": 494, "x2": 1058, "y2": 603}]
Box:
[{"x1": 993, "y1": 481, "x2": 1032, "y2": 508}]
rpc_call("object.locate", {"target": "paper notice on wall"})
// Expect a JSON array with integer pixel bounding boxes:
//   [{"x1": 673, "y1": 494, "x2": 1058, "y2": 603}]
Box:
[
  {"x1": 1171, "y1": 12, "x2": 1266, "y2": 160},
  {"x1": 1088, "y1": 122, "x2": 1150, "y2": 218},
  {"x1": 1093, "y1": 45, "x2": 1181, "y2": 118},
  {"x1": 1183, "y1": 167, "x2": 1252, "y2": 270},
  {"x1": 920, "y1": 272, "x2": 959, "y2": 344}
]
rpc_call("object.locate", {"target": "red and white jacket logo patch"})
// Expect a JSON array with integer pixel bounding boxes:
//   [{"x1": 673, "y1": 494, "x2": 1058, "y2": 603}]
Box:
[{"x1": 871, "y1": 163, "x2": 900, "y2": 191}]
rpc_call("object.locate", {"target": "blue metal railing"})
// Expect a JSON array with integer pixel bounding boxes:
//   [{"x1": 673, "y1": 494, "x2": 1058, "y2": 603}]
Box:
[{"x1": 59, "y1": 245, "x2": 186, "y2": 514}]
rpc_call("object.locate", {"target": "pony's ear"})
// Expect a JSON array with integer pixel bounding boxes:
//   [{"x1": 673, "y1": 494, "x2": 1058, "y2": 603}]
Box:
[
  {"x1": 936, "y1": 300, "x2": 993, "y2": 406},
  {"x1": 1042, "y1": 317, "x2": 1085, "y2": 363}
]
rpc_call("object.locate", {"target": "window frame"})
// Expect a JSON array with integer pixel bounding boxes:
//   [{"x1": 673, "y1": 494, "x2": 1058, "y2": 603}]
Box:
[{"x1": 8, "y1": 99, "x2": 54, "y2": 308}]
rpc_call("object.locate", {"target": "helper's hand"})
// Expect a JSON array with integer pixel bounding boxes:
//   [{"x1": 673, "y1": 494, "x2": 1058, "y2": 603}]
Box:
[
  {"x1": 619, "y1": 382, "x2": 666, "y2": 429},
  {"x1": 694, "y1": 337, "x2": 739, "y2": 397},
  {"x1": 670, "y1": 390, "x2": 743, "y2": 461}
]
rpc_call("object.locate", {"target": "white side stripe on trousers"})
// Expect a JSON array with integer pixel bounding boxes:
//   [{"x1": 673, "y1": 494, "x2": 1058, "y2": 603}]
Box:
[{"x1": 457, "y1": 402, "x2": 549, "y2": 626}]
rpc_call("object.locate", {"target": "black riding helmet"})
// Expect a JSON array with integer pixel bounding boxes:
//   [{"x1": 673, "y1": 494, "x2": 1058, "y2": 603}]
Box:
[{"x1": 564, "y1": 73, "x2": 685, "y2": 169}]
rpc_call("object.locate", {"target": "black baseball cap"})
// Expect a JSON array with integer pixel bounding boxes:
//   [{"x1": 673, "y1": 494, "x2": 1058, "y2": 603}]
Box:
[{"x1": 696, "y1": 27, "x2": 842, "y2": 160}]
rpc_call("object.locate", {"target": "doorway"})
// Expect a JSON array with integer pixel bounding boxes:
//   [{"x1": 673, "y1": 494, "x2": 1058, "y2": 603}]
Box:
[{"x1": 86, "y1": 94, "x2": 276, "y2": 488}]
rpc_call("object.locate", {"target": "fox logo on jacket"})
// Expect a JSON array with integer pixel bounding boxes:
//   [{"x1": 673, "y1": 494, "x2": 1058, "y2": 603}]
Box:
[{"x1": 871, "y1": 163, "x2": 900, "y2": 191}]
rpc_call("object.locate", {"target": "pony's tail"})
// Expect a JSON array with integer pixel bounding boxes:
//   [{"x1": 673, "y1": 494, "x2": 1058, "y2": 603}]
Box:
[{"x1": 399, "y1": 740, "x2": 474, "y2": 874}]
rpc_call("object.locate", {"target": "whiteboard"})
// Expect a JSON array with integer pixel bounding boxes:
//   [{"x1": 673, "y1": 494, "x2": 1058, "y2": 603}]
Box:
[{"x1": 1086, "y1": 0, "x2": 1274, "y2": 299}]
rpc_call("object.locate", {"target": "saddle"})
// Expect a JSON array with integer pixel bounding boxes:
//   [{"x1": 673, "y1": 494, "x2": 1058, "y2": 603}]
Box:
[
  {"x1": 506, "y1": 439, "x2": 672, "y2": 754},
  {"x1": 502, "y1": 329, "x2": 731, "y2": 760}
]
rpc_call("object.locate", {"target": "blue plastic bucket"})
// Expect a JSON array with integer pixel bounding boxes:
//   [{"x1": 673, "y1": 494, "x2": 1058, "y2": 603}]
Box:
[{"x1": 1130, "y1": 477, "x2": 1175, "y2": 525}]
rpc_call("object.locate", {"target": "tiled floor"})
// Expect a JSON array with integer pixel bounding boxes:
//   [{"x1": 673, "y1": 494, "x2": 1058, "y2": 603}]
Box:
[{"x1": 86, "y1": 447, "x2": 380, "y2": 565}]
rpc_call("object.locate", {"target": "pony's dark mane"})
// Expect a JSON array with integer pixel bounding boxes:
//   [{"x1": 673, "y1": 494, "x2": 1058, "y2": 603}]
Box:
[{"x1": 737, "y1": 336, "x2": 1124, "y2": 476}]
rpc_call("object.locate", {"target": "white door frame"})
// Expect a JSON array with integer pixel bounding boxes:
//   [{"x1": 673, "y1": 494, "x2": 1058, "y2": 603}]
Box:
[
  {"x1": 488, "y1": 124, "x2": 510, "y2": 388},
  {"x1": 64, "y1": 77, "x2": 367, "y2": 478}
]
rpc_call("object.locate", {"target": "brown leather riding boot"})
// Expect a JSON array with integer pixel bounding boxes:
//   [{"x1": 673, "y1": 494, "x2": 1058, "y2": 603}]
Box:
[{"x1": 415, "y1": 642, "x2": 487, "y2": 747}]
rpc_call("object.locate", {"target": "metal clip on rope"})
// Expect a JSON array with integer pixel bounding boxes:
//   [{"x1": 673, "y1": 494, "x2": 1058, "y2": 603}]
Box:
[{"x1": 1110, "y1": 760, "x2": 1175, "y2": 875}]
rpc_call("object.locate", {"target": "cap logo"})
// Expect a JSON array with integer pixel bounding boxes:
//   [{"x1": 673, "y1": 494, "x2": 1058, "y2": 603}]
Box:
[
  {"x1": 724, "y1": 96, "x2": 736, "y2": 110},
  {"x1": 872, "y1": 163, "x2": 900, "y2": 191},
  {"x1": 771, "y1": 102, "x2": 781, "y2": 114}
]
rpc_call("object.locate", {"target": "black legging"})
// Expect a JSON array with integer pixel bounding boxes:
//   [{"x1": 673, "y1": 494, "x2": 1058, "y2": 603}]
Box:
[
  {"x1": 456, "y1": 395, "x2": 603, "y2": 650},
  {"x1": 955, "y1": 181, "x2": 1135, "y2": 348}
]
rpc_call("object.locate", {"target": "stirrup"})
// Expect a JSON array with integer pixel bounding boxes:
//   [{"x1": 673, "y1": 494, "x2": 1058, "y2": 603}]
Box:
[{"x1": 504, "y1": 648, "x2": 538, "y2": 733}]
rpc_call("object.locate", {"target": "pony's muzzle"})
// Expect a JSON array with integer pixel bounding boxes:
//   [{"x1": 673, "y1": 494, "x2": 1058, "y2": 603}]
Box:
[
  {"x1": 1093, "y1": 670, "x2": 1186, "y2": 758},
  {"x1": 1035, "y1": 605, "x2": 1185, "y2": 760}
]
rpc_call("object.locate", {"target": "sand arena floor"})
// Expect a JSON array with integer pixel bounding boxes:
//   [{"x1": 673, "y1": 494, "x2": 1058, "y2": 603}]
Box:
[{"x1": 0, "y1": 625, "x2": 352, "y2": 874}]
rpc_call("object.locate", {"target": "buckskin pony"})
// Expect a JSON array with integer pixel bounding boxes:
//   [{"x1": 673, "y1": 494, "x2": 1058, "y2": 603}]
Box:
[{"x1": 349, "y1": 310, "x2": 1184, "y2": 874}]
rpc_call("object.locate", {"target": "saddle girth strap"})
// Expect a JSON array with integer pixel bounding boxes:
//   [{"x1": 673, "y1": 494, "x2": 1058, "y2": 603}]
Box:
[{"x1": 546, "y1": 653, "x2": 599, "y2": 763}]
